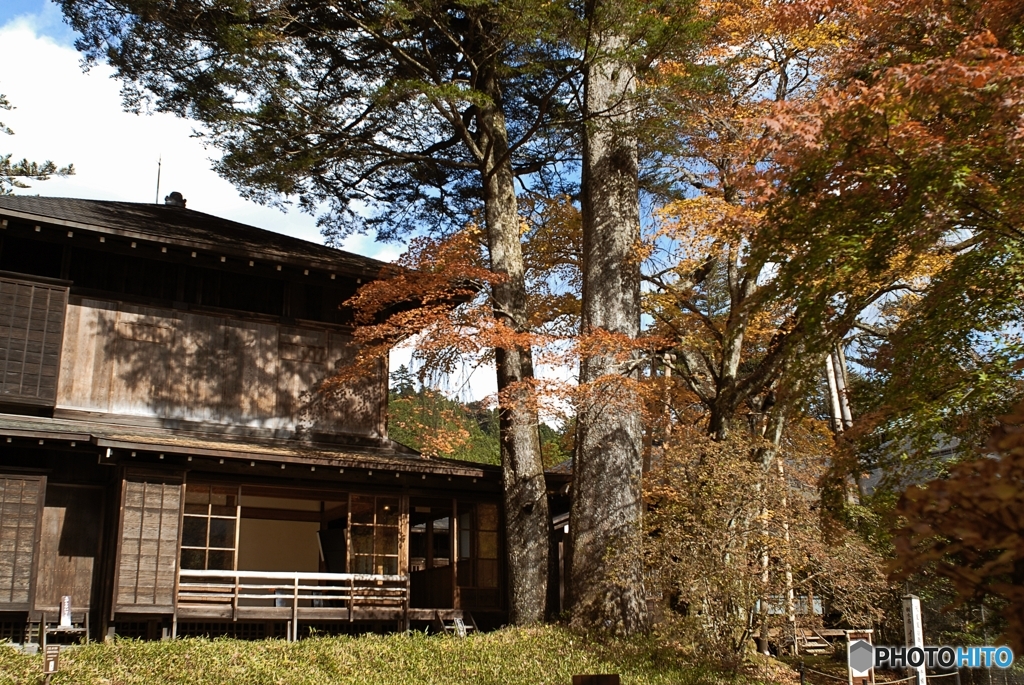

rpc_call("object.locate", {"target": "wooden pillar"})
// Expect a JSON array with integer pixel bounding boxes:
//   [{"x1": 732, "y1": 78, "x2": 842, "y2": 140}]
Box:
[
  {"x1": 451, "y1": 499, "x2": 459, "y2": 610},
  {"x1": 398, "y1": 495, "x2": 409, "y2": 576},
  {"x1": 345, "y1": 493, "x2": 353, "y2": 573}
]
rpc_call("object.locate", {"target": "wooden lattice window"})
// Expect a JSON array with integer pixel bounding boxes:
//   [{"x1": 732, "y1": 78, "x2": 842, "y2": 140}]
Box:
[
  {"x1": 115, "y1": 476, "x2": 182, "y2": 611},
  {"x1": 180, "y1": 484, "x2": 240, "y2": 571},
  {"x1": 350, "y1": 495, "x2": 399, "y2": 575},
  {"x1": 0, "y1": 273, "x2": 68, "y2": 407},
  {"x1": 0, "y1": 475, "x2": 45, "y2": 610}
]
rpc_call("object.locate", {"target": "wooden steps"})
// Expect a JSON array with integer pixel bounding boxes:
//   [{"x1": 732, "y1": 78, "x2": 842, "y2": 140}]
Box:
[{"x1": 797, "y1": 629, "x2": 834, "y2": 655}]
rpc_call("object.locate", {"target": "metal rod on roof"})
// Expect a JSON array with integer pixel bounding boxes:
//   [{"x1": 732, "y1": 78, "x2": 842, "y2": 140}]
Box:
[{"x1": 155, "y1": 155, "x2": 162, "y2": 204}]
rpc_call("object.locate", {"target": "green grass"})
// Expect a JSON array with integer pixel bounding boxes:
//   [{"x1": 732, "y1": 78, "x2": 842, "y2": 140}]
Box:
[{"x1": 0, "y1": 626, "x2": 747, "y2": 685}]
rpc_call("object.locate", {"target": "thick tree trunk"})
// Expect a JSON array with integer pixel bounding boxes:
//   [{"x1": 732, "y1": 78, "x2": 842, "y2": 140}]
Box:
[
  {"x1": 477, "y1": 78, "x2": 550, "y2": 625},
  {"x1": 568, "y1": 11, "x2": 648, "y2": 634}
]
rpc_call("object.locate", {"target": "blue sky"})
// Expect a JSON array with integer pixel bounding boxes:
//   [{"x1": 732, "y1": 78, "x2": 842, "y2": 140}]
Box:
[
  {"x1": 1, "y1": 0, "x2": 76, "y2": 41},
  {"x1": 0, "y1": 0, "x2": 338, "y2": 245}
]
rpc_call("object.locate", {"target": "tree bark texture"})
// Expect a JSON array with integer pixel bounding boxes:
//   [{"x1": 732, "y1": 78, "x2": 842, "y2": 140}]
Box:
[
  {"x1": 477, "y1": 75, "x2": 550, "y2": 625},
  {"x1": 568, "y1": 13, "x2": 648, "y2": 634}
]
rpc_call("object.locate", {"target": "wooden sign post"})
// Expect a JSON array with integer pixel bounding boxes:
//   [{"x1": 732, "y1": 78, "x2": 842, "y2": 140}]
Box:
[
  {"x1": 43, "y1": 644, "x2": 60, "y2": 684},
  {"x1": 572, "y1": 676, "x2": 620, "y2": 685},
  {"x1": 902, "y1": 595, "x2": 927, "y2": 685},
  {"x1": 846, "y1": 629, "x2": 875, "y2": 685}
]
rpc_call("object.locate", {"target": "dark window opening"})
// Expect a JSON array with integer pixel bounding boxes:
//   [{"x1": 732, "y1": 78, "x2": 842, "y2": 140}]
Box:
[
  {"x1": 4, "y1": 234, "x2": 353, "y2": 324},
  {"x1": 0, "y1": 235, "x2": 63, "y2": 279},
  {"x1": 303, "y1": 284, "x2": 323, "y2": 321}
]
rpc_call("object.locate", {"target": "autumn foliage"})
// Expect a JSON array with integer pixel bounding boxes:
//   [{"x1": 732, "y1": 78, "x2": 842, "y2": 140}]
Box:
[
  {"x1": 646, "y1": 426, "x2": 886, "y2": 662},
  {"x1": 893, "y1": 398, "x2": 1024, "y2": 652}
]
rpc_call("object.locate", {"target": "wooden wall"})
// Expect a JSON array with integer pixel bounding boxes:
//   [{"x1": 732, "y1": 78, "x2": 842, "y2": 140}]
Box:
[
  {"x1": 33, "y1": 484, "x2": 103, "y2": 613},
  {"x1": 56, "y1": 299, "x2": 386, "y2": 438}
]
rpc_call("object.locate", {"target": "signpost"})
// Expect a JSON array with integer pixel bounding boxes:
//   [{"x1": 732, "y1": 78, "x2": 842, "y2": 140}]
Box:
[
  {"x1": 43, "y1": 644, "x2": 59, "y2": 684},
  {"x1": 847, "y1": 630, "x2": 875, "y2": 685},
  {"x1": 902, "y1": 595, "x2": 927, "y2": 685}
]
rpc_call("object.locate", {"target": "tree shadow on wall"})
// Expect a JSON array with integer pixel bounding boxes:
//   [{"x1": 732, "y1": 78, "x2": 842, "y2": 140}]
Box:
[{"x1": 95, "y1": 305, "x2": 383, "y2": 441}]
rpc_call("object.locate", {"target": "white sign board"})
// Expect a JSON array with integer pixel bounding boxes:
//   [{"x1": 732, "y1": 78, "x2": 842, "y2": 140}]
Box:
[
  {"x1": 902, "y1": 595, "x2": 927, "y2": 685},
  {"x1": 847, "y1": 630, "x2": 874, "y2": 685},
  {"x1": 59, "y1": 595, "x2": 72, "y2": 628}
]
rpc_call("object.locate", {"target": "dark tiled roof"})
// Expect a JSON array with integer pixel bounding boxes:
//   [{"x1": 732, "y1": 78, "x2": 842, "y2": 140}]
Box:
[
  {"x1": 0, "y1": 196, "x2": 388, "y2": 277},
  {"x1": 0, "y1": 412, "x2": 499, "y2": 478},
  {"x1": 546, "y1": 458, "x2": 572, "y2": 475}
]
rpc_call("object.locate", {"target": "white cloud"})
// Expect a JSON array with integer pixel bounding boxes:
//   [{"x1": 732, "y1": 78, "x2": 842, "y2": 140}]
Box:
[
  {"x1": 0, "y1": 16, "x2": 350, "y2": 250},
  {"x1": 0, "y1": 12, "x2": 513, "y2": 404}
]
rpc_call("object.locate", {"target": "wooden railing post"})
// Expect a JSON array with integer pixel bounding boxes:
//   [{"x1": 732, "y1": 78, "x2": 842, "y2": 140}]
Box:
[
  {"x1": 292, "y1": 575, "x2": 299, "y2": 641},
  {"x1": 403, "y1": 576, "x2": 410, "y2": 631},
  {"x1": 232, "y1": 573, "x2": 239, "y2": 622},
  {"x1": 349, "y1": 577, "x2": 355, "y2": 623}
]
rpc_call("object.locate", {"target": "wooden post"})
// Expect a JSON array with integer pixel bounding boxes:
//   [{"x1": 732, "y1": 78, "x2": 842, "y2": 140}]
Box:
[
  {"x1": 171, "y1": 479, "x2": 186, "y2": 639},
  {"x1": 348, "y1": 576, "x2": 355, "y2": 623},
  {"x1": 572, "y1": 676, "x2": 620, "y2": 685},
  {"x1": 403, "y1": 576, "x2": 410, "y2": 631},
  {"x1": 451, "y1": 499, "x2": 460, "y2": 610},
  {"x1": 232, "y1": 574, "x2": 239, "y2": 622},
  {"x1": 292, "y1": 576, "x2": 299, "y2": 641},
  {"x1": 345, "y1": 493, "x2": 353, "y2": 574},
  {"x1": 398, "y1": 495, "x2": 409, "y2": 576},
  {"x1": 903, "y1": 596, "x2": 926, "y2": 685}
]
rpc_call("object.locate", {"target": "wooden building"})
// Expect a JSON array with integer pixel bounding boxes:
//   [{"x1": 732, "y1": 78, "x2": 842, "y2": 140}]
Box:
[{"x1": 0, "y1": 195, "x2": 513, "y2": 642}]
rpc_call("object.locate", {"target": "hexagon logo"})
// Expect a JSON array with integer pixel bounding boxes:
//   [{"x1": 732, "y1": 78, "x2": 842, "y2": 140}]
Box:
[{"x1": 849, "y1": 640, "x2": 874, "y2": 674}]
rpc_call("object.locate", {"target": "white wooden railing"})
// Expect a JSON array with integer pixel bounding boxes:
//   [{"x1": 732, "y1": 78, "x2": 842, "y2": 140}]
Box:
[{"x1": 175, "y1": 569, "x2": 410, "y2": 640}]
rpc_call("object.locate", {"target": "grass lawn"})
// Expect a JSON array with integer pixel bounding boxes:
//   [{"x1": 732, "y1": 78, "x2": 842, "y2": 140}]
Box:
[{"x1": 0, "y1": 626, "x2": 792, "y2": 685}]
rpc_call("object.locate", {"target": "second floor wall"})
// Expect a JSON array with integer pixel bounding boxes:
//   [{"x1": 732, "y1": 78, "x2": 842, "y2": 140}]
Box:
[{"x1": 56, "y1": 297, "x2": 387, "y2": 440}]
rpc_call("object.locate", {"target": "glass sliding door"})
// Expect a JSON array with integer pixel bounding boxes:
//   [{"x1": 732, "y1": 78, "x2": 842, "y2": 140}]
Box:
[
  {"x1": 456, "y1": 501, "x2": 501, "y2": 610},
  {"x1": 409, "y1": 498, "x2": 453, "y2": 608},
  {"x1": 350, "y1": 495, "x2": 399, "y2": 575},
  {"x1": 180, "y1": 484, "x2": 240, "y2": 571}
]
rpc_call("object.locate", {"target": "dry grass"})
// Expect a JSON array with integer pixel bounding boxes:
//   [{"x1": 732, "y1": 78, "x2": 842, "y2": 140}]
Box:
[{"x1": 0, "y1": 625, "x2": 754, "y2": 685}]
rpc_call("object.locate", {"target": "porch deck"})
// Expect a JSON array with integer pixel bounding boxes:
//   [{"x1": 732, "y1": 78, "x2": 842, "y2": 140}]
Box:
[{"x1": 174, "y1": 570, "x2": 414, "y2": 639}]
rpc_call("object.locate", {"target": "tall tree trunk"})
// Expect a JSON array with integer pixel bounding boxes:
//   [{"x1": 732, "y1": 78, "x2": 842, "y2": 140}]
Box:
[
  {"x1": 825, "y1": 352, "x2": 845, "y2": 434},
  {"x1": 825, "y1": 345, "x2": 860, "y2": 503},
  {"x1": 755, "y1": 408, "x2": 797, "y2": 655},
  {"x1": 832, "y1": 345, "x2": 853, "y2": 429},
  {"x1": 477, "y1": 72, "x2": 550, "y2": 625},
  {"x1": 568, "y1": 6, "x2": 648, "y2": 634}
]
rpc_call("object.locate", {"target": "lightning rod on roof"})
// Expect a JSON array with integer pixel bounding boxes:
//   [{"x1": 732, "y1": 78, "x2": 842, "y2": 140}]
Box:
[{"x1": 155, "y1": 154, "x2": 162, "y2": 204}]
